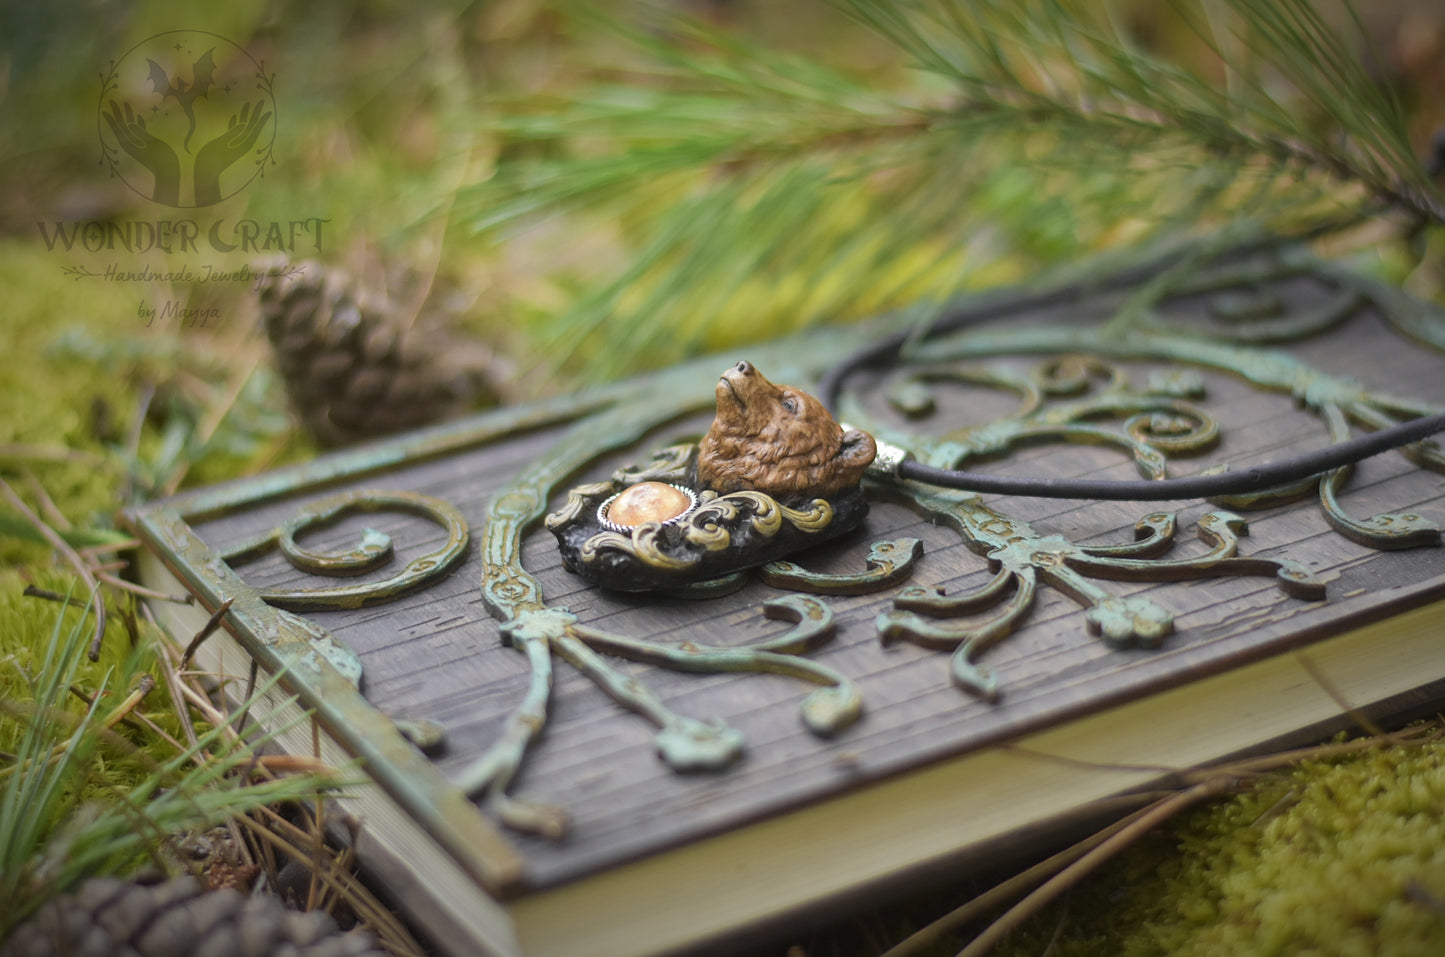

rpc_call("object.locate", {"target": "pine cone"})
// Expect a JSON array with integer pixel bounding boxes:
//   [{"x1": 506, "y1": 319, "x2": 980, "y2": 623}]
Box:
[
  {"x1": 256, "y1": 260, "x2": 510, "y2": 446},
  {"x1": 0, "y1": 877, "x2": 385, "y2": 957}
]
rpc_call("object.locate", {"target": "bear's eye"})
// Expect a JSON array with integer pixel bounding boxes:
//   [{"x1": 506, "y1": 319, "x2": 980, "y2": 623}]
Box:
[{"x1": 782, "y1": 396, "x2": 799, "y2": 415}]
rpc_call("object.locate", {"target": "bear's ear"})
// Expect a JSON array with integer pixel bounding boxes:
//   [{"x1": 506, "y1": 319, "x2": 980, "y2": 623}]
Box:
[{"x1": 839, "y1": 429, "x2": 878, "y2": 469}]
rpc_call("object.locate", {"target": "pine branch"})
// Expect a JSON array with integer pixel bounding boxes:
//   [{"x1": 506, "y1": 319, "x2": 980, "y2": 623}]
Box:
[{"x1": 459, "y1": 0, "x2": 1443, "y2": 381}]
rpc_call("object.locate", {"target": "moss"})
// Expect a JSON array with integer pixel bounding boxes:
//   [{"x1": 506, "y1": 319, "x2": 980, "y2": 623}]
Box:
[
  {"x1": 995, "y1": 739, "x2": 1445, "y2": 957},
  {"x1": 0, "y1": 240, "x2": 140, "y2": 564}
]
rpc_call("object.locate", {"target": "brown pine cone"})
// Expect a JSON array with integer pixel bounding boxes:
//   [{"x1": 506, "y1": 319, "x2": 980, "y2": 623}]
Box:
[
  {"x1": 256, "y1": 260, "x2": 510, "y2": 446},
  {"x1": 0, "y1": 876, "x2": 385, "y2": 957}
]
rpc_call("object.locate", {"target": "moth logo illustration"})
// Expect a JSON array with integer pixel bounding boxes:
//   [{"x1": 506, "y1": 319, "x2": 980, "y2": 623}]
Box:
[{"x1": 99, "y1": 31, "x2": 276, "y2": 208}]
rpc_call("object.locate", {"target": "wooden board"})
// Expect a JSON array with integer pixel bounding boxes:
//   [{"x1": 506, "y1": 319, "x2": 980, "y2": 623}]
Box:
[{"x1": 133, "y1": 252, "x2": 1445, "y2": 895}]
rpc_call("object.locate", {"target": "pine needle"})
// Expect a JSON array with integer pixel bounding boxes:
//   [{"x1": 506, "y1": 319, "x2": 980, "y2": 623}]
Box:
[{"x1": 459, "y1": 0, "x2": 1442, "y2": 382}]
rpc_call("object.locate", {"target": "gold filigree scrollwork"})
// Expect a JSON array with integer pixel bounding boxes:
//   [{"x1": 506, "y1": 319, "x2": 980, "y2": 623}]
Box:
[{"x1": 560, "y1": 478, "x2": 840, "y2": 586}]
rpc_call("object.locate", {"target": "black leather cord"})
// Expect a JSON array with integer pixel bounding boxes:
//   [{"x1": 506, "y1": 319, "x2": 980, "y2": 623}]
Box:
[
  {"x1": 895, "y1": 411, "x2": 1445, "y2": 499},
  {"x1": 821, "y1": 251, "x2": 1445, "y2": 501}
]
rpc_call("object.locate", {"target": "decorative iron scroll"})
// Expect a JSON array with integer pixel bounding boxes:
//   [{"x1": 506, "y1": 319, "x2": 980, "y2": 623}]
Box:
[
  {"x1": 453, "y1": 248, "x2": 1445, "y2": 838},
  {"x1": 221, "y1": 489, "x2": 470, "y2": 611},
  {"x1": 872, "y1": 492, "x2": 1324, "y2": 701},
  {"x1": 220, "y1": 489, "x2": 471, "y2": 694},
  {"x1": 862, "y1": 316, "x2": 1445, "y2": 554},
  {"x1": 457, "y1": 594, "x2": 863, "y2": 837}
]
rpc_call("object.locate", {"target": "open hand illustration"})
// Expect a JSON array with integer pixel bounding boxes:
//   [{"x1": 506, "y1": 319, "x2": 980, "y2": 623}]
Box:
[
  {"x1": 103, "y1": 101, "x2": 180, "y2": 205},
  {"x1": 194, "y1": 100, "x2": 272, "y2": 206}
]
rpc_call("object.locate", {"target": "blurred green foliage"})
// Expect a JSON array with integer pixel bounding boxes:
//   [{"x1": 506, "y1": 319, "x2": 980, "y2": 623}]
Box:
[{"x1": 4, "y1": 0, "x2": 1441, "y2": 384}]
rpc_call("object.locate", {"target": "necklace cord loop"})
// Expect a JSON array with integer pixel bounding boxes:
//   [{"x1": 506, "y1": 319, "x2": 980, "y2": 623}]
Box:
[{"x1": 821, "y1": 258, "x2": 1445, "y2": 501}]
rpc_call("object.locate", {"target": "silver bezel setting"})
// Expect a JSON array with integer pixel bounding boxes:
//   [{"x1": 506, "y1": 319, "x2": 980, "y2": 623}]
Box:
[{"x1": 597, "y1": 483, "x2": 700, "y2": 532}]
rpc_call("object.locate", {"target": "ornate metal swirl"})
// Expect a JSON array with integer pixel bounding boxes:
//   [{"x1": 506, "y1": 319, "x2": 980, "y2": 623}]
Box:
[
  {"x1": 884, "y1": 355, "x2": 1219, "y2": 476},
  {"x1": 833, "y1": 260, "x2": 1443, "y2": 698},
  {"x1": 577, "y1": 492, "x2": 833, "y2": 566},
  {"x1": 221, "y1": 489, "x2": 470, "y2": 611},
  {"x1": 457, "y1": 594, "x2": 862, "y2": 837}
]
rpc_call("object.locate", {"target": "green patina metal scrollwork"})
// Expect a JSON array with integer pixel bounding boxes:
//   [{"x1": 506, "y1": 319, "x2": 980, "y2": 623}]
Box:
[
  {"x1": 1210, "y1": 396, "x2": 1445, "y2": 549},
  {"x1": 217, "y1": 489, "x2": 471, "y2": 697},
  {"x1": 572, "y1": 594, "x2": 858, "y2": 741},
  {"x1": 761, "y1": 537, "x2": 923, "y2": 595},
  {"x1": 833, "y1": 253, "x2": 1442, "y2": 699},
  {"x1": 872, "y1": 488, "x2": 1326, "y2": 701},
  {"x1": 223, "y1": 489, "x2": 470, "y2": 611},
  {"x1": 885, "y1": 354, "x2": 1219, "y2": 478},
  {"x1": 1147, "y1": 251, "x2": 1366, "y2": 344},
  {"x1": 460, "y1": 590, "x2": 863, "y2": 836},
  {"x1": 459, "y1": 248, "x2": 1445, "y2": 834}
]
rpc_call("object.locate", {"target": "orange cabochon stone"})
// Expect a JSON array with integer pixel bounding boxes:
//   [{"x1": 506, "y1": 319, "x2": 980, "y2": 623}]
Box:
[{"x1": 606, "y1": 482, "x2": 693, "y2": 527}]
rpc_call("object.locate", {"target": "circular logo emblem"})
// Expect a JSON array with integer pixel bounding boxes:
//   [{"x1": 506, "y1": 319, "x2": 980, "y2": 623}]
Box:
[{"x1": 98, "y1": 30, "x2": 276, "y2": 208}]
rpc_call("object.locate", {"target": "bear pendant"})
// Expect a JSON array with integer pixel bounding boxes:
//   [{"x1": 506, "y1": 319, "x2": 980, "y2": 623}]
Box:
[{"x1": 546, "y1": 362, "x2": 878, "y2": 593}]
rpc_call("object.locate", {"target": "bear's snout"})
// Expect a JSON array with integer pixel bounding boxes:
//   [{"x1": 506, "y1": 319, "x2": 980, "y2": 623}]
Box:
[{"x1": 717, "y1": 360, "x2": 757, "y2": 411}]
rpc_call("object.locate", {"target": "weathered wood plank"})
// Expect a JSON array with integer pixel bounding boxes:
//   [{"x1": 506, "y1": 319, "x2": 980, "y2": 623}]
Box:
[{"x1": 180, "y1": 264, "x2": 1445, "y2": 889}]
